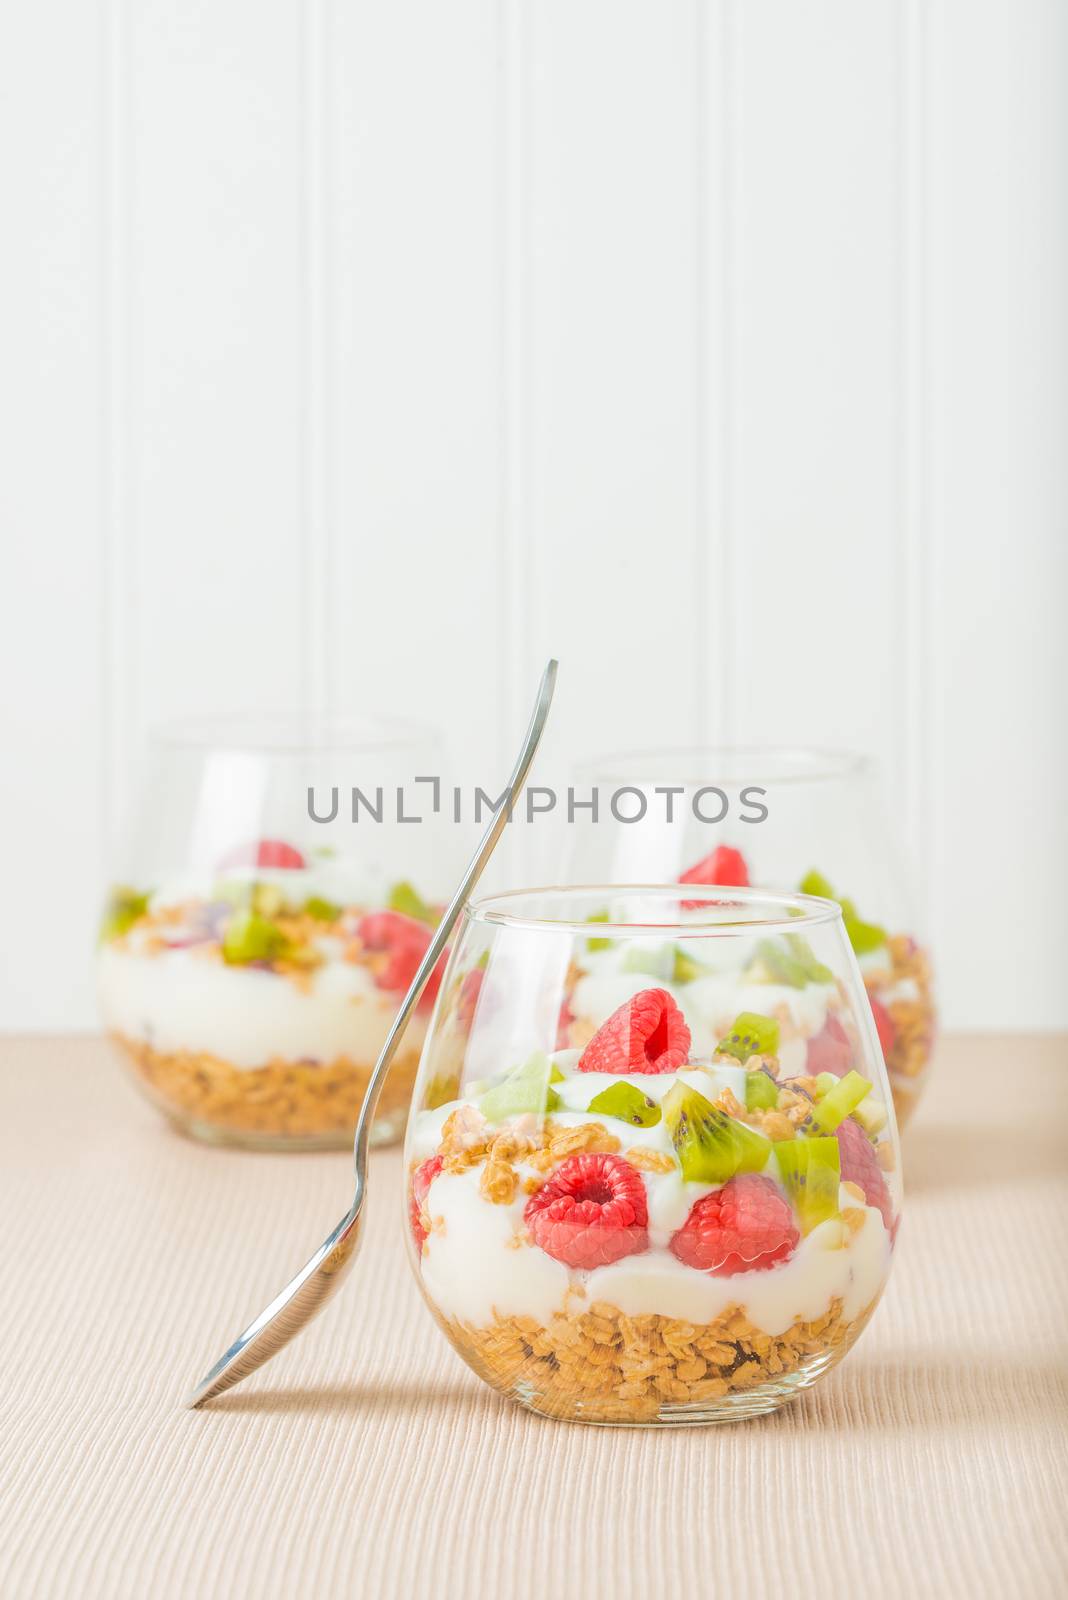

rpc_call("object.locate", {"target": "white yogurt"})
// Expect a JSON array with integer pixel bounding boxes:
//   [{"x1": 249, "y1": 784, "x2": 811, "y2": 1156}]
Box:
[{"x1": 97, "y1": 944, "x2": 422, "y2": 1067}]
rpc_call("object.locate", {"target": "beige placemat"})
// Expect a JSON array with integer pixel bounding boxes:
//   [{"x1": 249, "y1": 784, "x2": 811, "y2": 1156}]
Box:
[{"x1": 1, "y1": 1034, "x2": 1066, "y2": 1599}]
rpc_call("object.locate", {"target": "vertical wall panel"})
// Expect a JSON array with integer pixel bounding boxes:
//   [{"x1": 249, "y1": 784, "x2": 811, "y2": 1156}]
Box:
[
  {"x1": 127, "y1": 1, "x2": 306, "y2": 732},
  {"x1": 328, "y1": 1, "x2": 500, "y2": 801},
  {"x1": 0, "y1": 3, "x2": 104, "y2": 1025},
  {"x1": 522, "y1": 0, "x2": 702, "y2": 784},
  {"x1": 728, "y1": 0, "x2": 900, "y2": 767},
  {"x1": 927, "y1": 0, "x2": 1068, "y2": 1027}
]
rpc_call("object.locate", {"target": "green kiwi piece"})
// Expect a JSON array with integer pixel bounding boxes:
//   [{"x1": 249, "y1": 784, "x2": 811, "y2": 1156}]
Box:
[
  {"x1": 716, "y1": 1010, "x2": 781, "y2": 1063},
  {"x1": 809, "y1": 1069, "x2": 872, "y2": 1133},
  {"x1": 799, "y1": 869, "x2": 836, "y2": 900},
  {"x1": 621, "y1": 943, "x2": 675, "y2": 980},
  {"x1": 587, "y1": 1082, "x2": 662, "y2": 1127},
  {"x1": 479, "y1": 1051, "x2": 562, "y2": 1122},
  {"x1": 663, "y1": 1082, "x2": 772, "y2": 1183},
  {"x1": 221, "y1": 909, "x2": 289, "y2": 965},
  {"x1": 585, "y1": 909, "x2": 611, "y2": 953},
  {"x1": 672, "y1": 946, "x2": 705, "y2": 984},
  {"x1": 774, "y1": 1137, "x2": 841, "y2": 1233},
  {"x1": 843, "y1": 913, "x2": 888, "y2": 956},
  {"x1": 745, "y1": 1067, "x2": 780, "y2": 1112},
  {"x1": 99, "y1": 886, "x2": 152, "y2": 944},
  {"x1": 799, "y1": 870, "x2": 888, "y2": 957},
  {"x1": 855, "y1": 1097, "x2": 888, "y2": 1137},
  {"x1": 304, "y1": 894, "x2": 341, "y2": 922},
  {"x1": 785, "y1": 934, "x2": 834, "y2": 984},
  {"x1": 752, "y1": 938, "x2": 809, "y2": 988},
  {"x1": 388, "y1": 880, "x2": 437, "y2": 925}
]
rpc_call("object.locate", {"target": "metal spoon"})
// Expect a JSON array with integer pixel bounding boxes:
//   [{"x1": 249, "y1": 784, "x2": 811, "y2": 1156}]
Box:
[{"x1": 186, "y1": 660, "x2": 558, "y2": 1407}]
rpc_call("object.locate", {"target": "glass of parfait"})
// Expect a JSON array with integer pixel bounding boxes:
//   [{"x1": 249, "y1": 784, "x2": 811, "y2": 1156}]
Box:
[
  {"x1": 405, "y1": 885, "x2": 900, "y2": 1426},
  {"x1": 562, "y1": 748, "x2": 936, "y2": 1129},
  {"x1": 96, "y1": 715, "x2": 453, "y2": 1150}
]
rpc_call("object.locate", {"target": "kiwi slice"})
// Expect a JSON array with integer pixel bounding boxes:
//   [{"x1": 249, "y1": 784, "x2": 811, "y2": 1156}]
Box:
[
  {"x1": 800, "y1": 868, "x2": 836, "y2": 900},
  {"x1": 479, "y1": 1051, "x2": 562, "y2": 1121},
  {"x1": 855, "y1": 1097, "x2": 888, "y2": 1137},
  {"x1": 745, "y1": 1067, "x2": 780, "y2": 1112},
  {"x1": 775, "y1": 1137, "x2": 841, "y2": 1233},
  {"x1": 716, "y1": 1011, "x2": 781, "y2": 1063},
  {"x1": 672, "y1": 946, "x2": 705, "y2": 984},
  {"x1": 751, "y1": 936, "x2": 832, "y2": 987},
  {"x1": 99, "y1": 886, "x2": 152, "y2": 944},
  {"x1": 663, "y1": 1082, "x2": 771, "y2": 1183},
  {"x1": 621, "y1": 943, "x2": 675, "y2": 980},
  {"x1": 304, "y1": 894, "x2": 341, "y2": 922},
  {"x1": 809, "y1": 1069, "x2": 872, "y2": 1133},
  {"x1": 221, "y1": 909, "x2": 289, "y2": 965},
  {"x1": 587, "y1": 1082, "x2": 661, "y2": 1127},
  {"x1": 799, "y1": 870, "x2": 888, "y2": 957},
  {"x1": 388, "y1": 880, "x2": 437, "y2": 926}
]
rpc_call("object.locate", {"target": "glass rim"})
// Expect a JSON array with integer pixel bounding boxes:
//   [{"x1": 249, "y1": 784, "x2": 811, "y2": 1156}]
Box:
[
  {"x1": 467, "y1": 884, "x2": 843, "y2": 936},
  {"x1": 147, "y1": 711, "x2": 437, "y2": 755},
  {"x1": 572, "y1": 744, "x2": 872, "y2": 787}
]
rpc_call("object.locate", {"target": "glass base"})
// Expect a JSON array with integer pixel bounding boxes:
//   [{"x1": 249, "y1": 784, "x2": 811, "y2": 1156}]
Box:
[
  {"x1": 511, "y1": 1347, "x2": 840, "y2": 1427},
  {"x1": 159, "y1": 1105, "x2": 403, "y2": 1153}
]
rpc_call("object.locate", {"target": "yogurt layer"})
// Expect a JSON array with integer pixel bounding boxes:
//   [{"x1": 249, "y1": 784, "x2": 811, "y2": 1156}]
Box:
[
  {"x1": 419, "y1": 1158, "x2": 889, "y2": 1336},
  {"x1": 98, "y1": 944, "x2": 420, "y2": 1068}
]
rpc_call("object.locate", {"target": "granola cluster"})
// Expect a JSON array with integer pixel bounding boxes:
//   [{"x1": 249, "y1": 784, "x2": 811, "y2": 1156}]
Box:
[
  {"x1": 113, "y1": 1032, "x2": 420, "y2": 1148},
  {"x1": 436, "y1": 1294, "x2": 879, "y2": 1424}
]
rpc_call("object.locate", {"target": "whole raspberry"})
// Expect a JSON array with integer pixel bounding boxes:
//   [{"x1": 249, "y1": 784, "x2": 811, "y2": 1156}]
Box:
[
  {"x1": 524, "y1": 1152, "x2": 649, "y2": 1270},
  {"x1": 868, "y1": 995, "x2": 897, "y2": 1059},
  {"x1": 356, "y1": 910, "x2": 447, "y2": 1011},
  {"x1": 670, "y1": 1174, "x2": 799, "y2": 1275},
  {"x1": 577, "y1": 987, "x2": 691, "y2": 1075},
  {"x1": 805, "y1": 1013, "x2": 853, "y2": 1077},
  {"x1": 409, "y1": 1154, "x2": 443, "y2": 1249},
  {"x1": 220, "y1": 838, "x2": 306, "y2": 871},
  {"x1": 836, "y1": 1116, "x2": 894, "y2": 1230},
  {"x1": 679, "y1": 845, "x2": 749, "y2": 908}
]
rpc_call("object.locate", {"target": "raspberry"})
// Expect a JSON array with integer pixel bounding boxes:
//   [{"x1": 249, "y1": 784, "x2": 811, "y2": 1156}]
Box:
[
  {"x1": 524, "y1": 1152, "x2": 649, "y2": 1270},
  {"x1": 220, "y1": 838, "x2": 306, "y2": 871},
  {"x1": 577, "y1": 987, "x2": 691, "y2": 1075},
  {"x1": 805, "y1": 1014, "x2": 853, "y2": 1077},
  {"x1": 869, "y1": 995, "x2": 896, "y2": 1058},
  {"x1": 679, "y1": 845, "x2": 749, "y2": 908},
  {"x1": 836, "y1": 1115, "x2": 893, "y2": 1229},
  {"x1": 356, "y1": 910, "x2": 447, "y2": 1012},
  {"x1": 670, "y1": 1174, "x2": 799, "y2": 1275},
  {"x1": 409, "y1": 1155, "x2": 443, "y2": 1249}
]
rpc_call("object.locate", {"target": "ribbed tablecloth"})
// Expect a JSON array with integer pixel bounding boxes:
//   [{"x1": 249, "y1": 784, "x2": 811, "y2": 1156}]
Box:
[{"x1": 1, "y1": 1034, "x2": 1065, "y2": 1599}]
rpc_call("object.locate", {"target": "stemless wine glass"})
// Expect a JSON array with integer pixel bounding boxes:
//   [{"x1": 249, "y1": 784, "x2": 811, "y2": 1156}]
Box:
[
  {"x1": 96, "y1": 714, "x2": 453, "y2": 1151},
  {"x1": 562, "y1": 749, "x2": 936, "y2": 1128},
  {"x1": 405, "y1": 885, "x2": 900, "y2": 1426}
]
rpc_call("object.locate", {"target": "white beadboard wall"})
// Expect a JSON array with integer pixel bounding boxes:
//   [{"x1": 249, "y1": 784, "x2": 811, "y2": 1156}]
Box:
[{"x1": 0, "y1": 0, "x2": 1065, "y2": 1030}]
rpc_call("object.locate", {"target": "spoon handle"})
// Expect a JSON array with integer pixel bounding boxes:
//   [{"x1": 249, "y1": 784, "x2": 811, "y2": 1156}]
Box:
[
  {"x1": 185, "y1": 660, "x2": 557, "y2": 1407},
  {"x1": 351, "y1": 658, "x2": 557, "y2": 1191}
]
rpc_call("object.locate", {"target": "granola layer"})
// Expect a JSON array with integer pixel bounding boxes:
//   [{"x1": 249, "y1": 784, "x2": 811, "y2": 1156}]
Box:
[
  {"x1": 113, "y1": 1031, "x2": 419, "y2": 1144},
  {"x1": 437, "y1": 1294, "x2": 880, "y2": 1423}
]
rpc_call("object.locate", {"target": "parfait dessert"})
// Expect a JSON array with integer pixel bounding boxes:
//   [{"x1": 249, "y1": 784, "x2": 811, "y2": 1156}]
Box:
[
  {"x1": 406, "y1": 887, "x2": 899, "y2": 1426},
  {"x1": 96, "y1": 713, "x2": 451, "y2": 1149},
  {"x1": 99, "y1": 845, "x2": 445, "y2": 1148},
  {"x1": 564, "y1": 748, "x2": 938, "y2": 1127}
]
